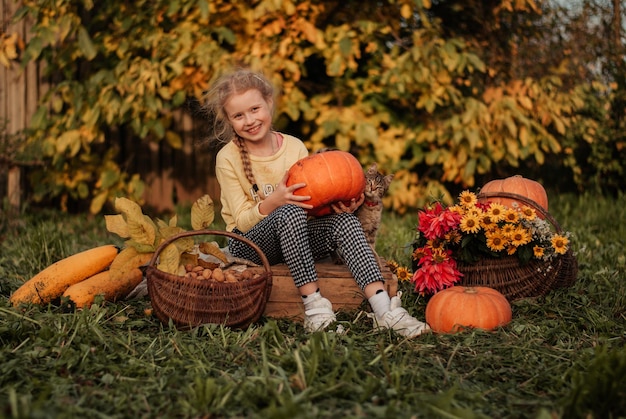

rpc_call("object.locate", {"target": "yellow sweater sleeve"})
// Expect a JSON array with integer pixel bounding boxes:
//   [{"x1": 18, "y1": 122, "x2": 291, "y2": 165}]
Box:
[{"x1": 216, "y1": 133, "x2": 309, "y2": 233}]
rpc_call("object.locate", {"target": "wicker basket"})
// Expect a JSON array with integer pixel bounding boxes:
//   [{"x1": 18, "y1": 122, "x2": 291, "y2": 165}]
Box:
[
  {"x1": 456, "y1": 191, "x2": 578, "y2": 301},
  {"x1": 144, "y1": 230, "x2": 273, "y2": 329}
]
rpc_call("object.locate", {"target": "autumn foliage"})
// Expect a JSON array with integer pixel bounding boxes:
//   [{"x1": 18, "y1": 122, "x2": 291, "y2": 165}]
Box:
[{"x1": 10, "y1": 0, "x2": 625, "y2": 213}]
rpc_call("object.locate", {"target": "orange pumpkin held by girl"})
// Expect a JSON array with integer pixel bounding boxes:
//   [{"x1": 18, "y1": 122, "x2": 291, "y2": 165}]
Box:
[{"x1": 286, "y1": 150, "x2": 366, "y2": 217}]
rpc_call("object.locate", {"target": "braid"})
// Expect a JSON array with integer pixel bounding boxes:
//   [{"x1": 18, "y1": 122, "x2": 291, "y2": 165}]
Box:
[{"x1": 235, "y1": 136, "x2": 259, "y2": 193}]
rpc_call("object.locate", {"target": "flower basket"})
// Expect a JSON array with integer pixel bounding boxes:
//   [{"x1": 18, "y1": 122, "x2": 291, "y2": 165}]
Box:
[
  {"x1": 456, "y1": 192, "x2": 578, "y2": 301},
  {"x1": 144, "y1": 230, "x2": 273, "y2": 329}
]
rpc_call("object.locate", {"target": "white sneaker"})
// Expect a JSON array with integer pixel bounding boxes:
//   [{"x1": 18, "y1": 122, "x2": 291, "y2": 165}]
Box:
[
  {"x1": 303, "y1": 294, "x2": 336, "y2": 332},
  {"x1": 370, "y1": 291, "x2": 430, "y2": 338}
]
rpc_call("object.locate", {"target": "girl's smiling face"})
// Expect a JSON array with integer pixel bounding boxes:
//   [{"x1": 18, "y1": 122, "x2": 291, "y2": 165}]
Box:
[{"x1": 224, "y1": 88, "x2": 273, "y2": 146}]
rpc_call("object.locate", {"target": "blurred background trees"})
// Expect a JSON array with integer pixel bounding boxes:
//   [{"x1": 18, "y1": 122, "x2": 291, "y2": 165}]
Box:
[{"x1": 2, "y1": 0, "x2": 624, "y2": 214}]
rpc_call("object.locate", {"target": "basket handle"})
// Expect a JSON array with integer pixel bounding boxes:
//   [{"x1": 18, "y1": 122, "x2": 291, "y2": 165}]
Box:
[
  {"x1": 146, "y1": 229, "x2": 272, "y2": 274},
  {"x1": 477, "y1": 191, "x2": 564, "y2": 233}
]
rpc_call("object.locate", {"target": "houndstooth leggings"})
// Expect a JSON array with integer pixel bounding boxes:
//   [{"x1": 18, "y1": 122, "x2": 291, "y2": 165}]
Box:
[{"x1": 228, "y1": 204, "x2": 384, "y2": 290}]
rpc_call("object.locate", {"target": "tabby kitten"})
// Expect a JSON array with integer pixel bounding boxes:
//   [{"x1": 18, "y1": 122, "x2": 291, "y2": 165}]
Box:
[{"x1": 356, "y1": 163, "x2": 394, "y2": 252}]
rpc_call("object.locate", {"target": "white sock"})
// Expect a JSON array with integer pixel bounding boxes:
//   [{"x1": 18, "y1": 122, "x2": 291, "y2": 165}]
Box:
[
  {"x1": 302, "y1": 289, "x2": 322, "y2": 308},
  {"x1": 368, "y1": 290, "x2": 391, "y2": 318}
]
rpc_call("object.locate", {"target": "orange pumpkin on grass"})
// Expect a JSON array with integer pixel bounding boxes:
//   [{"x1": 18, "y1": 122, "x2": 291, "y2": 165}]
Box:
[
  {"x1": 479, "y1": 175, "x2": 548, "y2": 217},
  {"x1": 425, "y1": 286, "x2": 512, "y2": 333},
  {"x1": 286, "y1": 150, "x2": 366, "y2": 217}
]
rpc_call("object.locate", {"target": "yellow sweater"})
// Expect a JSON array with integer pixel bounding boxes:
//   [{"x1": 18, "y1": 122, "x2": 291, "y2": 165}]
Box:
[{"x1": 215, "y1": 133, "x2": 309, "y2": 233}]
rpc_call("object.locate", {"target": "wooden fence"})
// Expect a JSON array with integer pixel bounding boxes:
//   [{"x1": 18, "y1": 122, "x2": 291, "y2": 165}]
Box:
[{"x1": 0, "y1": 0, "x2": 220, "y2": 215}]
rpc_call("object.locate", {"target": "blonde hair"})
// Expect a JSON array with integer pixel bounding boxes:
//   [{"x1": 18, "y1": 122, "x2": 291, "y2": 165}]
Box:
[{"x1": 203, "y1": 69, "x2": 276, "y2": 193}]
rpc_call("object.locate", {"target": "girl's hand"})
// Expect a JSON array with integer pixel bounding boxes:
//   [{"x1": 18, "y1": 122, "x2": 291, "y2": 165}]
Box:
[
  {"x1": 260, "y1": 172, "x2": 313, "y2": 215},
  {"x1": 331, "y1": 193, "x2": 364, "y2": 214}
]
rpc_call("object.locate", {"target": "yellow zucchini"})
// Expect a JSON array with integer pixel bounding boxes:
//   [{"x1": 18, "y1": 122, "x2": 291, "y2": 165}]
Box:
[
  {"x1": 9, "y1": 245, "x2": 120, "y2": 306},
  {"x1": 62, "y1": 249, "x2": 152, "y2": 308},
  {"x1": 61, "y1": 271, "x2": 112, "y2": 308}
]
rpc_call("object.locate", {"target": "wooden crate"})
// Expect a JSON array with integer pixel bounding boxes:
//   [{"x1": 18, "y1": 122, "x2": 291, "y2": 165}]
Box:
[{"x1": 264, "y1": 259, "x2": 397, "y2": 319}]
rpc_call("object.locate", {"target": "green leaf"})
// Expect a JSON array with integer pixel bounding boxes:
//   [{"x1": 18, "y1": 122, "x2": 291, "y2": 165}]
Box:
[
  {"x1": 77, "y1": 182, "x2": 89, "y2": 199},
  {"x1": 56, "y1": 130, "x2": 82, "y2": 156},
  {"x1": 215, "y1": 27, "x2": 236, "y2": 45},
  {"x1": 30, "y1": 106, "x2": 48, "y2": 129},
  {"x1": 198, "y1": 0, "x2": 210, "y2": 21},
  {"x1": 22, "y1": 36, "x2": 43, "y2": 63},
  {"x1": 327, "y1": 53, "x2": 343, "y2": 76},
  {"x1": 11, "y1": 5, "x2": 30, "y2": 21},
  {"x1": 77, "y1": 26, "x2": 97, "y2": 60},
  {"x1": 100, "y1": 169, "x2": 120, "y2": 189},
  {"x1": 339, "y1": 37, "x2": 352, "y2": 57},
  {"x1": 172, "y1": 91, "x2": 187, "y2": 107},
  {"x1": 463, "y1": 158, "x2": 476, "y2": 181},
  {"x1": 355, "y1": 122, "x2": 378, "y2": 144},
  {"x1": 81, "y1": 106, "x2": 101, "y2": 127},
  {"x1": 90, "y1": 191, "x2": 110, "y2": 214}
]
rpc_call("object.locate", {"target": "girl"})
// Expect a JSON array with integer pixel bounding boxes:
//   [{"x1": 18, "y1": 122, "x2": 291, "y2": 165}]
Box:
[{"x1": 203, "y1": 69, "x2": 429, "y2": 337}]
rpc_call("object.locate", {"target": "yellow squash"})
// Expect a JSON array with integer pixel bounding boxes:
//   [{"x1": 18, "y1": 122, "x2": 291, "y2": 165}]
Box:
[
  {"x1": 9, "y1": 245, "x2": 120, "y2": 306},
  {"x1": 63, "y1": 254, "x2": 151, "y2": 308},
  {"x1": 62, "y1": 250, "x2": 152, "y2": 308}
]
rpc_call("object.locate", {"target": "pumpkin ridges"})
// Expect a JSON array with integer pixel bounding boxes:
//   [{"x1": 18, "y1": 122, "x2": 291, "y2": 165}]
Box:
[
  {"x1": 425, "y1": 286, "x2": 512, "y2": 333},
  {"x1": 480, "y1": 175, "x2": 548, "y2": 212},
  {"x1": 286, "y1": 151, "x2": 365, "y2": 217},
  {"x1": 338, "y1": 151, "x2": 362, "y2": 199},
  {"x1": 474, "y1": 292, "x2": 505, "y2": 330}
]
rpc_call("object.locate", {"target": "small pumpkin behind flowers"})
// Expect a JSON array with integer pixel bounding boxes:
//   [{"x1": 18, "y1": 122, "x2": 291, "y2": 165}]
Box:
[
  {"x1": 425, "y1": 286, "x2": 512, "y2": 333},
  {"x1": 480, "y1": 175, "x2": 549, "y2": 213}
]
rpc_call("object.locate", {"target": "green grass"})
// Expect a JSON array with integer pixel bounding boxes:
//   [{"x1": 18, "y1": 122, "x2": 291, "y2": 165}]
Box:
[{"x1": 1, "y1": 193, "x2": 625, "y2": 418}]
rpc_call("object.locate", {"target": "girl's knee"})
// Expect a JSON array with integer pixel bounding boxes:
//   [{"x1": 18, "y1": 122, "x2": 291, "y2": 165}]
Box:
[
  {"x1": 277, "y1": 204, "x2": 306, "y2": 216},
  {"x1": 335, "y1": 212, "x2": 360, "y2": 228},
  {"x1": 274, "y1": 204, "x2": 308, "y2": 224}
]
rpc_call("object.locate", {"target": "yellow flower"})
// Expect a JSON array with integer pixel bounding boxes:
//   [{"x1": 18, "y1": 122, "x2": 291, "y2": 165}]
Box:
[
  {"x1": 445, "y1": 229, "x2": 463, "y2": 245},
  {"x1": 480, "y1": 215, "x2": 497, "y2": 231},
  {"x1": 551, "y1": 234, "x2": 569, "y2": 255},
  {"x1": 507, "y1": 246, "x2": 517, "y2": 255},
  {"x1": 466, "y1": 207, "x2": 482, "y2": 218},
  {"x1": 487, "y1": 203, "x2": 507, "y2": 222},
  {"x1": 386, "y1": 259, "x2": 399, "y2": 273},
  {"x1": 412, "y1": 247, "x2": 426, "y2": 261},
  {"x1": 396, "y1": 266, "x2": 412, "y2": 281},
  {"x1": 460, "y1": 213, "x2": 481, "y2": 234},
  {"x1": 486, "y1": 231, "x2": 508, "y2": 251},
  {"x1": 427, "y1": 239, "x2": 446, "y2": 250},
  {"x1": 520, "y1": 205, "x2": 537, "y2": 220},
  {"x1": 533, "y1": 245, "x2": 545, "y2": 258},
  {"x1": 449, "y1": 205, "x2": 464, "y2": 215},
  {"x1": 501, "y1": 223, "x2": 516, "y2": 237},
  {"x1": 459, "y1": 191, "x2": 477, "y2": 208},
  {"x1": 510, "y1": 226, "x2": 532, "y2": 247},
  {"x1": 431, "y1": 247, "x2": 450, "y2": 263},
  {"x1": 503, "y1": 209, "x2": 520, "y2": 223}
]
